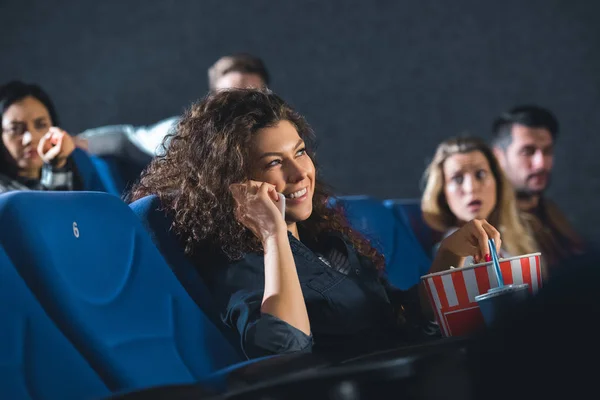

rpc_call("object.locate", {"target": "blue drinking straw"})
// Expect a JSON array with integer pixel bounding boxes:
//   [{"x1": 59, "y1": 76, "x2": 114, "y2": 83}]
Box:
[{"x1": 488, "y1": 238, "x2": 504, "y2": 287}]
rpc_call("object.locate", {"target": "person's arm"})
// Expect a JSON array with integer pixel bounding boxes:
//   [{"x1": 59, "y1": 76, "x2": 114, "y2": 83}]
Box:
[
  {"x1": 77, "y1": 125, "x2": 153, "y2": 166},
  {"x1": 428, "y1": 245, "x2": 465, "y2": 274},
  {"x1": 428, "y1": 219, "x2": 501, "y2": 273},
  {"x1": 228, "y1": 181, "x2": 311, "y2": 356},
  {"x1": 230, "y1": 181, "x2": 311, "y2": 335},
  {"x1": 38, "y1": 127, "x2": 77, "y2": 191},
  {"x1": 420, "y1": 219, "x2": 502, "y2": 318},
  {"x1": 78, "y1": 116, "x2": 178, "y2": 160},
  {"x1": 223, "y1": 286, "x2": 313, "y2": 359},
  {"x1": 39, "y1": 158, "x2": 74, "y2": 191},
  {"x1": 261, "y1": 230, "x2": 311, "y2": 335}
]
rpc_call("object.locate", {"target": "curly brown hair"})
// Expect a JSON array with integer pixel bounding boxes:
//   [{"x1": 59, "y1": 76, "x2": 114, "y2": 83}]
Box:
[{"x1": 128, "y1": 89, "x2": 385, "y2": 270}]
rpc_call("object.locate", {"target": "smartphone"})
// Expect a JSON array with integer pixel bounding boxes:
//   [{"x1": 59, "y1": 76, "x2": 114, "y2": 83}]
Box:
[{"x1": 276, "y1": 193, "x2": 286, "y2": 219}]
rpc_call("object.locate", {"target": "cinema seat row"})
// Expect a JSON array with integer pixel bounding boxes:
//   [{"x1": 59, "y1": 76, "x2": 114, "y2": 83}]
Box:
[{"x1": 0, "y1": 189, "x2": 436, "y2": 399}]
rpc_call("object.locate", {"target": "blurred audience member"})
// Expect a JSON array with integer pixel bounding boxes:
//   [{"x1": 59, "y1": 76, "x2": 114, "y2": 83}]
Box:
[
  {"x1": 77, "y1": 53, "x2": 270, "y2": 158},
  {"x1": 491, "y1": 105, "x2": 585, "y2": 275},
  {"x1": 208, "y1": 53, "x2": 269, "y2": 92},
  {"x1": 422, "y1": 137, "x2": 537, "y2": 266},
  {"x1": 0, "y1": 81, "x2": 104, "y2": 193}
]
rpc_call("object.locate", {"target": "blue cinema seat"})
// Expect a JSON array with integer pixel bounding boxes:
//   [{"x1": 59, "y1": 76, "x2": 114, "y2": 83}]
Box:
[
  {"x1": 383, "y1": 198, "x2": 438, "y2": 257},
  {"x1": 0, "y1": 191, "x2": 242, "y2": 394},
  {"x1": 0, "y1": 245, "x2": 110, "y2": 400},
  {"x1": 89, "y1": 155, "x2": 127, "y2": 197},
  {"x1": 128, "y1": 195, "x2": 217, "y2": 318},
  {"x1": 331, "y1": 195, "x2": 396, "y2": 263},
  {"x1": 333, "y1": 195, "x2": 432, "y2": 290},
  {"x1": 71, "y1": 148, "x2": 111, "y2": 193},
  {"x1": 128, "y1": 195, "x2": 264, "y2": 354},
  {"x1": 382, "y1": 199, "x2": 433, "y2": 289}
]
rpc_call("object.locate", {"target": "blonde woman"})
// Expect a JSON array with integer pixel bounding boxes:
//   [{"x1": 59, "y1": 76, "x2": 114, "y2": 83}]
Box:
[{"x1": 421, "y1": 136, "x2": 538, "y2": 268}]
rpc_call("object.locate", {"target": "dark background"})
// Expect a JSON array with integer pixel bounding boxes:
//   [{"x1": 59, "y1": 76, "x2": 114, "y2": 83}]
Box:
[{"x1": 2, "y1": 0, "x2": 599, "y2": 244}]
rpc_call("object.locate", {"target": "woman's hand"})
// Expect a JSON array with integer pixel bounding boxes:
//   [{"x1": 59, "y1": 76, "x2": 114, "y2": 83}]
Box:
[
  {"x1": 37, "y1": 127, "x2": 76, "y2": 168},
  {"x1": 230, "y1": 180, "x2": 286, "y2": 243},
  {"x1": 440, "y1": 219, "x2": 502, "y2": 264},
  {"x1": 231, "y1": 181, "x2": 310, "y2": 336}
]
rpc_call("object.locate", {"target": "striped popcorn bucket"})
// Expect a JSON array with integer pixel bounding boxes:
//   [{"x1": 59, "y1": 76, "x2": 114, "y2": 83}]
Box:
[{"x1": 421, "y1": 253, "x2": 542, "y2": 337}]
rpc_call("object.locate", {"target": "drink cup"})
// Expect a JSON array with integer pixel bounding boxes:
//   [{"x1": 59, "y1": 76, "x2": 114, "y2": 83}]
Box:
[{"x1": 475, "y1": 284, "x2": 531, "y2": 328}]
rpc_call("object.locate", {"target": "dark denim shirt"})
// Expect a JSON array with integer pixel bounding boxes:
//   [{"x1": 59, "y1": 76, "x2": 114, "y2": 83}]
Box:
[{"x1": 200, "y1": 231, "x2": 432, "y2": 359}]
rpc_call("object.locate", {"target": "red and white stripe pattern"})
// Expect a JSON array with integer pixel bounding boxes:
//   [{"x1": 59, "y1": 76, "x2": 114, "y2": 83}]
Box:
[{"x1": 422, "y1": 254, "x2": 542, "y2": 337}]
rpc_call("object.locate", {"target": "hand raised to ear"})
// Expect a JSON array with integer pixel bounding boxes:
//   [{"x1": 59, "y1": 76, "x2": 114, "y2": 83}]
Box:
[{"x1": 230, "y1": 180, "x2": 286, "y2": 243}]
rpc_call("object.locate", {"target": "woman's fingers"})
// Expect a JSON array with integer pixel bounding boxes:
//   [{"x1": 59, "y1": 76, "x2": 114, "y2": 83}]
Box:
[
  {"x1": 230, "y1": 181, "x2": 280, "y2": 221},
  {"x1": 258, "y1": 181, "x2": 279, "y2": 203},
  {"x1": 469, "y1": 219, "x2": 502, "y2": 262},
  {"x1": 37, "y1": 132, "x2": 52, "y2": 155},
  {"x1": 471, "y1": 220, "x2": 490, "y2": 262},
  {"x1": 481, "y1": 220, "x2": 502, "y2": 255}
]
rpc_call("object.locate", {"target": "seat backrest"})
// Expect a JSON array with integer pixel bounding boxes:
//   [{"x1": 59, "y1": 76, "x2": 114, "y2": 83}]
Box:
[
  {"x1": 128, "y1": 195, "x2": 234, "y2": 340},
  {"x1": 383, "y1": 199, "x2": 434, "y2": 290},
  {"x1": 71, "y1": 148, "x2": 110, "y2": 193},
  {"x1": 332, "y1": 195, "x2": 433, "y2": 290},
  {"x1": 89, "y1": 155, "x2": 126, "y2": 197},
  {"x1": 332, "y1": 195, "x2": 397, "y2": 263},
  {"x1": 384, "y1": 199, "x2": 440, "y2": 257},
  {"x1": 0, "y1": 191, "x2": 241, "y2": 393},
  {"x1": 0, "y1": 245, "x2": 110, "y2": 400}
]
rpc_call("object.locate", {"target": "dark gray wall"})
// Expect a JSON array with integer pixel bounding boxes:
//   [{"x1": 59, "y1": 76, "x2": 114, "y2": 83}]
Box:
[{"x1": 2, "y1": 0, "x2": 599, "y2": 244}]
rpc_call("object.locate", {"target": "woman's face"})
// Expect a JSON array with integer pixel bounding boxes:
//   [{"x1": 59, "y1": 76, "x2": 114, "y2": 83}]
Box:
[
  {"x1": 1, "y1": 96, "x2": 51, "y2": 175},
  {"x1": 249, "y1": 120, "x2": 316, "y2": 224},
  {"x1": 443, "y1": 150, "x2": 497, "y2": 225}
]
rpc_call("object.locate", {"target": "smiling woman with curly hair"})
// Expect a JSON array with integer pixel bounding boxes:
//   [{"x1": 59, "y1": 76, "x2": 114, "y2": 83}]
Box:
[
  {"x1": 129, "y1": 89, "x2": 502, "y2": 359},
  {"x1": 129, "y1": 89, "x2": 383, "y2": 268}
]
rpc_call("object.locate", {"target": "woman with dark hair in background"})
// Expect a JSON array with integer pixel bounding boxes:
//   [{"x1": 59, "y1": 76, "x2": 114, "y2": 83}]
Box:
[
  {"x1": 0, "y1": 80, "x2": 104, "y2": 193},
  {"x1": 129, "y1": 89, "x2": 502, "y2": 359}
]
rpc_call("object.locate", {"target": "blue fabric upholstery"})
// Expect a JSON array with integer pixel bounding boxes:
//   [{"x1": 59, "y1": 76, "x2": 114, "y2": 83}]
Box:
[
  {"x1": 129, "y1": 196, "x2": 214, "y2": 315},
  {"x1": 382, "y1": 199, "x2": 433, "y2": 289},
  {"x1": 89, "y1": 155, "x2": 126, "y2": 197},
  {"x1": 128, "y1": 195, "x2": 245, "y2": 355},
  {"x1": 0, "y1": 245, "x2": 110, "y2": 400},
  {"x1": 332, "y1": 195, "x2": 396, "y2": 263},
  {"x1": 333, "y1": 196, "x2": 432, "y2": 290},
  {"x1": 71, "y1": 148, "x2": 110, "y2": 193},
  {"x1": 383, "y1": 198, "x2": 438, "y2": 257},
  {"x1": 0, "y1": 191, "x2": 241, "y2": 393}
]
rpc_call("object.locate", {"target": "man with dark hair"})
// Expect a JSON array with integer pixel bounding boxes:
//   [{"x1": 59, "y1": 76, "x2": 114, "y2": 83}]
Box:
[
  {"x1": 74, "y1": 54, "x2": 270, "y2": 186},
  {"x1": 491, "y1": 105, "x2": 584, "y2": 274}
]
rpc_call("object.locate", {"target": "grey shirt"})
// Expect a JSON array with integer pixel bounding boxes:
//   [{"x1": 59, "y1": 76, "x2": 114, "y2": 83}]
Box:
[{"x1": 78, "y1": 116, "x2": 178, "y2": 160}]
